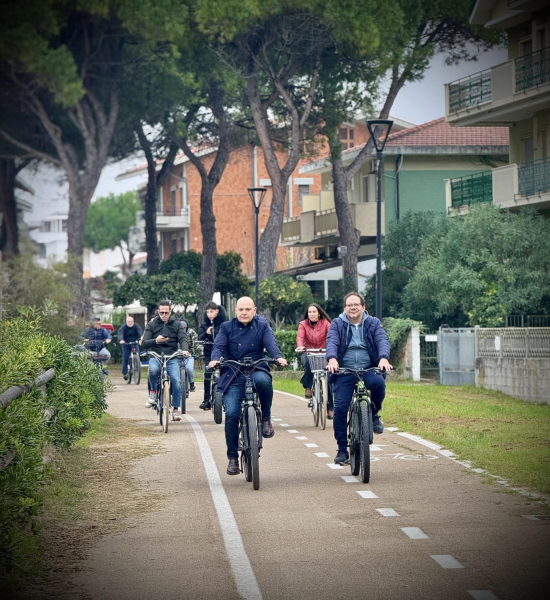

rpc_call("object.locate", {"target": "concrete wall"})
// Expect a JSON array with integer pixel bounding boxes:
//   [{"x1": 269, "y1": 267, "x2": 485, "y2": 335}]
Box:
[
  {"x1": 475, "y1": 357, "x2": 550, "y2": 404},
  {"x1": 395, "y1": 326, "x2": 421, "y2": 381}
]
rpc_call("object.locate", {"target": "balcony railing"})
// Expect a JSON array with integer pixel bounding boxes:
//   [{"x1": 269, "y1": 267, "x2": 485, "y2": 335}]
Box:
[
  {"x1": 515, "y1": 46, "x2": 550, "y2": 93},
  {"x1": 450, "y1": 171, "x2": 493, "y2": 208},
  {"x1": 157, "y1": 206, "x2": 190, "y2": 217},
  {"x1": 518, "y1": 157, "x2": 550, "y2": 197},
  {"x1": 448, "y1": 69, "x2": 492, "y2": 112}
]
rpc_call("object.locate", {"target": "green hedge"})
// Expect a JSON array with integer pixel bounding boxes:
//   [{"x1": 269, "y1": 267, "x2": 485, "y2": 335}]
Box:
[
  {"x1": 0, "y1": 316, "x2": 108, "y2": 584},
  {"x1": 383, "y1": 317, "x2": 424, "y2": 366},
  {"x1": 274, "y1": 330, "x2": 299, "y2": 364}
]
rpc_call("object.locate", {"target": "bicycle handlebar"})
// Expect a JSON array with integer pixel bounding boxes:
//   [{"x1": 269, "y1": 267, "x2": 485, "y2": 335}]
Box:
[
  {"x1": 219, "y1": 357, "x2": 281, "y2": 369},
  {"x1": 141, "y1": 350, "x2": 187, "y2": 362},
  {"x1": 295, "y1": 348, "x2": 326, "y2": 353},
  {"x1": 335, "y1": 367, "x2": 386, "y2": 376}
]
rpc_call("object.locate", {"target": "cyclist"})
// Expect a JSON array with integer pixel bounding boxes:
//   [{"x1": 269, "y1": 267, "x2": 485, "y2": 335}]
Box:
[
  {"x1": 198, "y1": 301, "x2": 228, "y2": 410},
  {"x1": 179, "y1": 318, "x2": 198, "y2": 392},
  {"x1": 326, "y1": 292, "x2": 392, "y2": 465},
  {"x1": 118, "y1": 315, "x2": 143, "y2": 381},
  {"x1": 142, "y1": 300, "x2": 189, "y2": 420},
  {"x1": 84, "y1": 318, "x2": 112, "y2": 361},
  {"x1": 209, "y1": 296, "x2": 287, "y2": 475},
  {"x1": 295, "y1": 302, "x2": 334, "y2": 418}
]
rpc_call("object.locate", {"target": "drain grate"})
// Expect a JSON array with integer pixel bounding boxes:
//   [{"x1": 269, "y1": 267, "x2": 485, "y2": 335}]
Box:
[{"x1": 521, "y1": 515, "x2": 550, "y2": 521}]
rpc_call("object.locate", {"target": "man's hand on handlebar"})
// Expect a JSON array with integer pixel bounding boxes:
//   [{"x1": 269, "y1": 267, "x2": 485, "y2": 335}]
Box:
[
  {"x1": 119, "y1": 340, "x2": 125, "y2": 344},
  {"x1": 208, "y1": 359, "x2": 220, "y2": 369},
  {"x1": 327, "y1": 358, "x2": 339, "y2": 373},
  {"x1": 276, "y1": 357, "x2": 288, "y2": 367},
  {"x1": 378, "y1": 358, "x2": 393, "y2": 371}
]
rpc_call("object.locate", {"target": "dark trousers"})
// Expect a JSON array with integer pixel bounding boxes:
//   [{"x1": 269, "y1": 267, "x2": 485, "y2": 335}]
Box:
[
  {"x1": 300, "y1": 353, "x2": 334, "y2": 410},
  {"x1": 223, "y1": 371, "x2": 273, "y2": 459},
  {"x1": 332, "y1": 371, "x2": 386, "y2": 450},
  {"x1": 122, "y1": 344, "x2": 132, "y2": 375},
  {"x1": 204, "y1": 366, "x2": 213, "y2": 400}
]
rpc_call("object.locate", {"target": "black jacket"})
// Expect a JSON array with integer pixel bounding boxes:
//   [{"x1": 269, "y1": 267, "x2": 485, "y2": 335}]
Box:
[
  {"x1": 117, "y1": 323, "x2": 143, "y2": 344},
  {"x1": 198, "y1": 304, "x2": 228, "y2": 359},
  {"x1": 142, "y1": 315, "x2": 188, "y2": 355}
]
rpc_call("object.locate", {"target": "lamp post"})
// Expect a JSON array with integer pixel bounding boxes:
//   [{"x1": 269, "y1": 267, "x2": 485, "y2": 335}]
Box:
[
  {"x1": 366, "y1": 119, "x2": 393, "y2": 320},
  {"x1": 247, "y1": 187, "x2": 267, "y2": 308}
]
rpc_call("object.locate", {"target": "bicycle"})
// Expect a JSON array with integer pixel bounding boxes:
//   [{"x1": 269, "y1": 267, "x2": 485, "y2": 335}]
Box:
[
  {"x1": 336, "y1": 367, "x2": 385, "y2": 483},
  {"x1": 126, "y1": 343, "x2": 141, "y2": 385},
  {"x1": 298, "y1": 349, "x2": 328, "y2": 429},
  {"x1": 143, "y1": 349, "x2": 186, "y2": 433},
  {"x1": 198, "y1": 341, "x2": 223, "y2": 424},
  {"x1": 219, "y1": 357, "x2": 279, "y2": 490}
]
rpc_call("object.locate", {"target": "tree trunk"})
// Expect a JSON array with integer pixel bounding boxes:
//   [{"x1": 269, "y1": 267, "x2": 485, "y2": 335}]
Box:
[
  {"x1": 199, "y1": 181, "x2": 217, "y2": 304},
  {"x1": 0, "y1": 158, "x2": 18, "y2": 259},
  {"x1": 257, "y1": 177, "x2": 287, "y2": 279},
  {"x1": 143, "y1": 164, "x2": 160, "y2": 276}
]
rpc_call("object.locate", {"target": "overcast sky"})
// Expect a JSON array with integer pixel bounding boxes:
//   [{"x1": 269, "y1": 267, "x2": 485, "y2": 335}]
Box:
[{"x1": 20, "y1": 45, "x2": 509, "y2": 222}]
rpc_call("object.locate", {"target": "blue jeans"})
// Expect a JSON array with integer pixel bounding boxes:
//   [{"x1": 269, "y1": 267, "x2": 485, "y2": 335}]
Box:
[
  {"x1": 121, "y1": 343, "x2": 139, "y2": 375},
  {"x1": 184, "y1": 356, "x2": 194, "y2": 384},
  {"x1": 223, "y1": 371, "x2": 273, "y2": 459},
  {"x1": 148, "y1": 357, "x2": 182, "y2": 409},
  {"x1": 332, "y1": 371, "x2": 386, "y2": 450}
]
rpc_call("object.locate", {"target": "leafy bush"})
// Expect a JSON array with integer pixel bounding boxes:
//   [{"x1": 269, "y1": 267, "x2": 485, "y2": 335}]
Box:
[
  {"x1": 259, "y1": 275, "x2": 313, "y2": 323},
  {"x1": 274, "y1": 330, "x2": 299, "y2": 364},
  {"x1": 0, "y1": 315, "x2": 108, "y2": 584},
  {"x1": 383, "y1": 317, "x2": 424, "y2": 366}
]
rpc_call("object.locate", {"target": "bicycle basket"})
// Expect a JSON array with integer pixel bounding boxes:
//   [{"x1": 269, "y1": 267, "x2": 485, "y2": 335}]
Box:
[{"x1": 308, "y1": 353, "x2": 327, "y2": 372}]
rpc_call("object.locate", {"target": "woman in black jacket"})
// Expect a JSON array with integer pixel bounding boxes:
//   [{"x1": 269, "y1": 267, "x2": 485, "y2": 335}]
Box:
[{"x1": 197, "y1": 301, "x2": 228, "y2": 409}]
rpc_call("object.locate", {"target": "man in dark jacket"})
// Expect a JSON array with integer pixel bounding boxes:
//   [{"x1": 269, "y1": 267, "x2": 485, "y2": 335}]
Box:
[
  {"x1": 209, "y1": 296, "x2": 287, "y2": 475},
  {"x1": 326, "y1": 291, "x2": 392, "y2": 465},
  {"x1": 198, "y1": 301, "x2": 228, "y2": 410},
  {"x1": 142, "y1": 300, "x2": 189, "y2": 420},
  {"x1": 118, "y1": 315, "x2": 143, "y2": 380},
  {"x1": 84, "y1": 318, "x2": 112, "y2": 360}
]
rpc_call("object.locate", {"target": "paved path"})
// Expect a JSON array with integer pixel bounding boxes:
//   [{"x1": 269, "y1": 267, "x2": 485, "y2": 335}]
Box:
[{"x1": 74, "y1": 375, "x2": 549, "y2": 600}]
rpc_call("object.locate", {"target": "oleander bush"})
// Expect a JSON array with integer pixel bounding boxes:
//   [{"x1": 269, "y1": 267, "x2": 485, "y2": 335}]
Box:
[{"x1": 0, "y1": 314, "x2": 108, "y2": 585}]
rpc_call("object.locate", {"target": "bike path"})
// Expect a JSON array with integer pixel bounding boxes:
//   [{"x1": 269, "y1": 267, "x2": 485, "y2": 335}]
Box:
[{"x1": 73, "y1": 376, "x2": 549, "y2": 600}]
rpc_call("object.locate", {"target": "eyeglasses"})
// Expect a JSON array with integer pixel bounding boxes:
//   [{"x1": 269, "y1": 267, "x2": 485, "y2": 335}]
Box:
[
  {"x1": 345, "y1": 304, "x2": 362, "y2": 309},
  {"x1": 158, "y1": 311, "x2": 170, "y2": 315}
]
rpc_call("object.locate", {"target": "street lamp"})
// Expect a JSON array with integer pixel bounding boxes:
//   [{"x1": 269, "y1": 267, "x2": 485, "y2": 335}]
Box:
[
  {"x1": 366, "y1": 119, "x2": 393, "y2": 321},
  {"x1": 247, "y1": 187, "x2": 267, "y2": 308}
]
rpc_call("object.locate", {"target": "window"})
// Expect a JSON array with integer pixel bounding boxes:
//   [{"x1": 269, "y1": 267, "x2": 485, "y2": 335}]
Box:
[
  {"x1": 38, "y1": 243, "x2": 46, "y2": 259},
  {"x1": 42, "y1": 221, "x2": 51, "y2": 232},
  {"x1": 362, "y1": 175, "x2": 370, "y2": 202},
  {"x1": 170, "y1": 188, "x2": 176, "y2": 214},
  {"x1": 339, "y1": 126, "x2": 355, "y2": 150},
  {"x1": 520, "y1": 38, "x2": 533, "y2": 56},
  {"x1": 171, "y1": 234, "x2": 177, "y2": 255},
  {"x1": 522, "y1": 136, "x2": 534, "y2": 163},
  {"x1": 298, "y1": 184, "x2": 310, "y2": 206},
  {"x1": 537, "y1": 29, "x2": 546, "y2": 51},
  {"x1": 62, "y1": 219, "x2": 68, "y2": 232},
  {"x1": 339, "y1": 127, "x2": 348, "y2": 140}
]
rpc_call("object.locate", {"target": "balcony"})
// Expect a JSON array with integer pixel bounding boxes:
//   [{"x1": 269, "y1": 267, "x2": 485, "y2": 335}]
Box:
[
  {"x1": 281, "y1": 195, "x2": 384, "y2": 246},
  {"x1": 156, "y1": 206, "x2": 190, "y2": 231},
  {"x1": 447, "y1": 157, "x2": 550, "y2": 214},
  {"x1": 446, "y1": 47, "x2": 550, "y2": 127}
]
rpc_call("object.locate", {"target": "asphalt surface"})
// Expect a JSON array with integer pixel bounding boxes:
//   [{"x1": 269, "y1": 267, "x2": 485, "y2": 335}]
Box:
[{"x1": 73, "y1": 374, "x2": 550, "y2": 600}]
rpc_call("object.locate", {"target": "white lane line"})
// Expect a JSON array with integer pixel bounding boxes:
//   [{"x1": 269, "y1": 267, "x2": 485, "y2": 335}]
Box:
[
  {"x1": 184, "y1": 414, "x2": 262, "y2": 600},
  {"x1": 438, "y1": 449, "x2": 456, "y2": 458},
  {"x1": 356, "y1": 491, "x2": 379, "y2": 499},
  {"x1": 305, "y1": 443, "x2": 318, "y2": 448},
  {"x1": 386, "y1": 427, "x2": 399, "y2": 432},
  {"x1": 273, "y1": 389, "x2": 307, "y2": 402},
  {"x1": 397, "y1": 432, "x2": 442, "y2": 451},
  {"x1": 279, "y1": 423, "x2": 290, "y2": 427},
  {"x1": 327, "y1": 463, "x2": 343, "y2": 470},
  {"x1": 287, "y1": 429, "x2": 299, "y2": 433},
  {"x1": 431, "y1": 555, "x2": 464, "y2": 569},
  {"x1": 296, "y1": 436, "x2": 308, "y2": 440},
  {"x1": 272, "y1": 418, "x2": 282, "y2": 421},
  {"x1": 314, "y1": 452, "x2": 330, "y2": 458},
  {"x1": 471, "y1": 468, "x2": 486, "y2": 473},
  {"x1": 371, "y1": 445, "x2": 389, "y2": 452},
  {"x1": 341, "y1": 476, "x2": 359, "y2": 483},
  {"x1": 401, "y1": 527, "x2": 429, "y2": 539},
  {"x1": 376, "y1": 508, "x2": 399, "y2": 516},
  {"x1": 468, "y1": 591, "x2": 500, "y2": 600}
]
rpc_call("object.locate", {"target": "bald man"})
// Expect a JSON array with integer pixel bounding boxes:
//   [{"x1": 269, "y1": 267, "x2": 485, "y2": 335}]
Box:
[{"x1": 210, "y1": 297, "x2": 287, "y2": 475}]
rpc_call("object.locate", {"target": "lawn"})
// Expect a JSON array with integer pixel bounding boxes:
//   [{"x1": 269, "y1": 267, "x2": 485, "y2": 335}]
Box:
[{"x1": 273, "y1": 379, "x2": 550, "y2": 496}]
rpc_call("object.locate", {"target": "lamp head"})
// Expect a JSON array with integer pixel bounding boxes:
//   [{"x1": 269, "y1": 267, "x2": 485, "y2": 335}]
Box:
[
  {"x1": 366, "y1": 119, "x2": 394, "y2": 153},
  {"x1": 247, "y1": 187, "x2": 267, "y2": 209}
]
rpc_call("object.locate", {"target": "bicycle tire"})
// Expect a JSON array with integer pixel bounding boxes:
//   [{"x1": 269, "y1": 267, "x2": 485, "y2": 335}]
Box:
[
  {"x1": 158, "y1": 384, "x2": 163, "y2": 425},
  {"x1": 319, "y1": 376, "x2": 327, "y2": 430},
  {"x1": 312, "y1": 378, "x2": 320, "y2": 427},
  {"x1": 350, "y1": 402, "x2": 360, "y2": 476},
  {"x1": 179, "y1": 364, "x2": 187, "y2": 414},
  {"x1": 248, "y1": 405, "x2": 260, "y2": 490},
  {"x1": 360, "y1": 401, "x2": 371, "y2": 483},
  {"x1": 162, "y1": 381, "x2": 170, "y2": 433},
  {"x1": 242, "y1": 412, "x2": 252, "y2": 482},
  {"x1": 127, "y1": 362, "x2": 132, "y2": 384},
  {"x1": 133, "y1": 354, "x2": 141, "y2": 385},
  {"x1": 213, "y1": 386, "x2": 223, "y2": 424}
]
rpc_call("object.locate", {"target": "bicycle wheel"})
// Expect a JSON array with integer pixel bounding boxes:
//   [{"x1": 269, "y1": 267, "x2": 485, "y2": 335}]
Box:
[
  {"x1": 127, "y1": 360, "x2": 132, "y2": 384},
  {"x1": 349, "y1": 403, "x2": 360, "y2": 476},
  {"x1": 248, "y1": 406, "x2": 260, "y2": 490},
  {"x1": 360, "y1": 401, "x2": 372, "y2": 483},
  {"x1": 158, "y1": 385, "x2": 163, "y2": 426},
  {"x1": 180, "y1": 364, "x2": 187, "y2": 414},
  {"x1": 133, "y1": 354, "x2": 141, "y2": 385},
  {"x1": 312, "y1": 378, "x2": 320, "y2": 427},
  {"x1": 162, "y1": 381, "x2": 170, "y2": 433},
  {"x1": 213, "y1": 385, "x2": 223, "y2": 425},
  {"x1": 319, "y1": 377, "x2": 327, "y2": 430},
  {"x1": 242, "y1": 414, "x2": 252, "y2": 482}
]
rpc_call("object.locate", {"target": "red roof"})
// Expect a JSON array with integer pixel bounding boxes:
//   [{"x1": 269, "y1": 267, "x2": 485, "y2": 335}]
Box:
[{"x1": 343, "y1": 117, "x2": 508, "y2": 155}]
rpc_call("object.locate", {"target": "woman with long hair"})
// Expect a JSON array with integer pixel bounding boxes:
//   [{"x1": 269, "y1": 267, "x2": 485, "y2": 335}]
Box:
[{"x1": 295, "y1": 303, "x2": 334, "y2": 418}]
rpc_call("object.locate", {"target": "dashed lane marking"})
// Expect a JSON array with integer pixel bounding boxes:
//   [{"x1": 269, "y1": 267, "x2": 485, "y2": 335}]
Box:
[
  {"x1": 184, "y1": 414, "x2": 262, "y2": 600},
  {"x1": 401, "y1": 527, "x2": 429, "y2": 539},
  {"x1": 376, "y1": 508, "x2": 400, "y2": 517},
  {"x1": 305, "y1": 443, "x2": 318, "y2": 448},
  {"x1": 314, "y1": 452, "x2": 330, "y2": 458},
  {"x1": 356, "y1": 491, "x2": 379, "y2": 499},
  {"x1": 327, "y1": 463, "x2": 344, "y2": 470},
  {"x1": 296, "y1": 436, "x2": 308, "y2": 440},
  {"x1": 386, "y1": 427, "x2": 399, "y2": 432},
  {"x1": 468, "y1": 591, "x2": 500, "y2": 600},
  {"x1": 341, "y1": 476, "x2": 359, "y2": 483},
  {"x1": 272, "y1": 418, "x2": 282, "y2": 421},
  {"x1": 279, "y1": 423, "x2": 289, "y2": 427},
  {"x1": 431, "y1": 555, "x2": 464, "y2": 569},
  {"x1": 287, "y1": 429, "x2": 299, "y2": 433}
]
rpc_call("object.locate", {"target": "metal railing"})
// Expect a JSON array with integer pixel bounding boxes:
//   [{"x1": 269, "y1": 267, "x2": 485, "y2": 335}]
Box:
[
  {"x1": 314, "y1": 208, "x2": 338, "y2": 236},
  {"x1": 157, "y1": 206, "x2": 190, "y2": 218},
  {"x1": 515, "y1": 46, "x2": 550, "y2": 93},
  {"x1": 281, "y1": 217, "x2": 301, "y2": 242},
  {"x1": 450, "y1": 171, "x2": 493, "y2": 208},
  {"x1": 517, "y1": 157, "x2": 550, "y2": 197},
  {"x1": 506, "y1": 315, "x2": 550, "y2": 327},
  {"x1": 477, "y1": 328, "x2": 550, "y2": 358},
  {"x1": 448, "y1": 69, "x2": 492, "y2": 112}
]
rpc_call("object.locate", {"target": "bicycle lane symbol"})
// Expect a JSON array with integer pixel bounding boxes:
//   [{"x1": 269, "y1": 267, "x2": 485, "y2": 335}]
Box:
[{"x1": 370, "y1": 452, "x2": 440, "y2": 462}]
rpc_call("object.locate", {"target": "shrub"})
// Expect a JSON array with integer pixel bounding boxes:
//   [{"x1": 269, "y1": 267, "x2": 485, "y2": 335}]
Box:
[
  {"x1": 274, "y1": 330, "x2": 299, "y2": 364},
  {"x1": 383, "y1": 317, "x2": 424, "y2": 366}
]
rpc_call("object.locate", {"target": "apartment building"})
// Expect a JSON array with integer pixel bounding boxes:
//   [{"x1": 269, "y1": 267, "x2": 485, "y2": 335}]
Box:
[{"x1": 445, "y1": 0, "x2": 550, "y2": 215}]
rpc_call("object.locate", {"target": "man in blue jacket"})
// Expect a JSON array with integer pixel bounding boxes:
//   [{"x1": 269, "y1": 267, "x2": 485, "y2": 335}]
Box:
[
  {"x1": 326, "y1": 292, "x2": 392, "y2": 465},
  {"x1": 210, "y1": 296, "x2": 287, "y2": 475},
  {"x1": 84, "y1": 318, "x2": 112, "y2": 360}
]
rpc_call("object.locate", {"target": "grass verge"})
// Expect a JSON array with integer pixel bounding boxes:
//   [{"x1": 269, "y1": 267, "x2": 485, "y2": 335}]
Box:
[{"x1": 273, "y1": 379, "x2": 550, "y2": 496}]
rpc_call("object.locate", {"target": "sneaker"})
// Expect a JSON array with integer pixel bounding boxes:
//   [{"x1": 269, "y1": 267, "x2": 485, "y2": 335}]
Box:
[
  {"x1": 145, "y1": 392, "x2": 157, "y2": 408},
  {"x1": 173, "y1": 408, "x2": 182, "y2": 421},
  {"x1": 189, "y1": 383, "x2": 196, "y2": 392},
  {"x1": 123, "y1": 373, "x2": 128, "y2": 381},
  {"x1": 334, "y1": 448, "x2": 349, "y2": 464},
  {"x1": 373, "y1": 413, "x2": 384, "y2": 434},
  {"x1": 199, "y1": 400, "x2": 211, "y2": 410}
]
